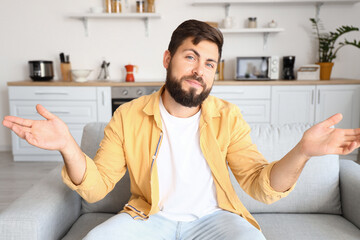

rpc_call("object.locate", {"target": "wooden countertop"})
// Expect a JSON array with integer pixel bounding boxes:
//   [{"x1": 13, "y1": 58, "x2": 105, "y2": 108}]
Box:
[{"x1": 7, "y1": 79, "x2": 360, "y2": 86}]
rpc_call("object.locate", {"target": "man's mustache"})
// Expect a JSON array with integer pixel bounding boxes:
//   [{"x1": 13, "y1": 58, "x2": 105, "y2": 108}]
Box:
[{"x1": 181, "y1": 74, "x2": 205, "y2": 87}]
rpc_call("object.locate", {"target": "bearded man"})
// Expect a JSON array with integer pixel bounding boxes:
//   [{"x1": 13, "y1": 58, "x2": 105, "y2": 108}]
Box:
[{"x1": 3, "y1": 20, "x2": 360, "y2": 240}]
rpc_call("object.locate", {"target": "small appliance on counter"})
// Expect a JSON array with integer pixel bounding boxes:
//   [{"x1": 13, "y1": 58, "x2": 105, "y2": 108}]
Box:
[
  {"x1": 235, "y1": 56, "x2": 279, "y2": 80},
  {"x1": 297, "y1": 64, "x2": 320, "y2": 80},
  {"x1": 125, "y1": 64, "x2": 138, "y2": 82},
  {"x1": 28, "y1": 60, "x2": 54, "y2": 81},
  {"x1": 282, "y1": 56, "x2": 296, "y2": 80}
]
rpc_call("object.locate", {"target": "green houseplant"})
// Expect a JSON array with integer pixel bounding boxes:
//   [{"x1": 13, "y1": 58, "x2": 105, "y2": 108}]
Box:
[{"x1": 310, "y1": 18, "x2": 360, "y2": 80}]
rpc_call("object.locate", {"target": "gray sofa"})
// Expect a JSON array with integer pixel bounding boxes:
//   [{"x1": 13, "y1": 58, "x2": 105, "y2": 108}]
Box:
[{"x1": 1, "y1": 122, "x2": 360, "y2": 240}]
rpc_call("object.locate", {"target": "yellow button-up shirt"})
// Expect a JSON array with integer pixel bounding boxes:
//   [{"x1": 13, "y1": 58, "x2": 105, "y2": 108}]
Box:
[{"x1": 62, "y1": 86, "x2": 294, "y2": 230}]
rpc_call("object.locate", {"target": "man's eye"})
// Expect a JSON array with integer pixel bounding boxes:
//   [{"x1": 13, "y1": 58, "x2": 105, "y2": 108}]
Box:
[
  {"x1": 206, "y1": 63, "x2": 215, "y2": 68},
  {"x1": 186, "y1": 56, "x2": 195, "y2": 60}
]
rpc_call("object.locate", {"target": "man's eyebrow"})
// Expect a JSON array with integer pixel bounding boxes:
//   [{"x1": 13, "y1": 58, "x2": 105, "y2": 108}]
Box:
[{"x1": 183, "y1": 48, "x2": 218, "y2": 64}]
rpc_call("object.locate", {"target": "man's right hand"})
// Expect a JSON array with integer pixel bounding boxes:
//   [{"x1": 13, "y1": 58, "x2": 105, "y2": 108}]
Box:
[
  {"x1": 2, "y1": 104, "x2": 72, "y2": 152},
  {"x1": 3, "y1": 104, "x2": 86, "y2": 185}
]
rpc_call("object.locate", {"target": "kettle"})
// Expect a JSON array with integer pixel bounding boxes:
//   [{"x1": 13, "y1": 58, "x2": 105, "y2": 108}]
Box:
[{"x1": 125, "y1": 64, "x2": 138, "y2": 82}]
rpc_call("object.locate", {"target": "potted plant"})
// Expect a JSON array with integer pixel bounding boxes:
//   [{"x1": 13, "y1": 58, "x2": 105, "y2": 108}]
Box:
[{"x1": 310, "y1": 18, "x2": 360, "y2": 80}]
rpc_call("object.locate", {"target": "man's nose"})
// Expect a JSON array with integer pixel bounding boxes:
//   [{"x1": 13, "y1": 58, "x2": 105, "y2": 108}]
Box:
[{"x1": 192, "y1": 62, "x2": 204, "y2": 77}]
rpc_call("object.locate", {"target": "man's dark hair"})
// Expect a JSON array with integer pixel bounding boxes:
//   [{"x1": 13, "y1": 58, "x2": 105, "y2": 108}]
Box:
[{"x1": 168, "y1": 19, "x2": 224, "y2": 61}]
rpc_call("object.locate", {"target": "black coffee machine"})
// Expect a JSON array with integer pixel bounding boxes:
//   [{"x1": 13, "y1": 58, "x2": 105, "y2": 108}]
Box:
[{"x1": 283, "y1": 56, "x2": 295, "y2": 80}]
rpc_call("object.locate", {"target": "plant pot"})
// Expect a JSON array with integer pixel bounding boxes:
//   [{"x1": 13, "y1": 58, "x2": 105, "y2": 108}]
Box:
[{"x1": 316, "y1": 62, "x2": 334, "y2": 80}]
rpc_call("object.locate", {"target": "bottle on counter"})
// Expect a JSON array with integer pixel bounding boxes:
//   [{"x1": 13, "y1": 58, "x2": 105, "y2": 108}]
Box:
[
  {"x1": 219, "y1": 59, "x2": 224, "y2": 80},
  {"x1": 215, "y1": 68, "x2": 220, "y2": 81}
]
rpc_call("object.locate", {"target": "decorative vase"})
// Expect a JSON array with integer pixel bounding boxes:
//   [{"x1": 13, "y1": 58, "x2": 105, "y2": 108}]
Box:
[{"x1": 316, "y1": 62, "x2": 334, "y2": 80}]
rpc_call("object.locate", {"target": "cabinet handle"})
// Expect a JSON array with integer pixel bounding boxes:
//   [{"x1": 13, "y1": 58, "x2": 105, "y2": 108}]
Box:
[
  {"x1": 102, "y1": 91, "x2": 105, "y2": 106},
  {"x1": 312, "y1": 90, "x2": 314, "y2": 105},
  {"x1": 35, "y1": 92, "x2": 69, "y2": 95},
  {"x1": 50, "y1": 111, "x2": 70, "y2": 114},
  {"x1": 211, "y1": 90, "x2": 245, "y2": 94},
  {"x1": 113, "y1": 101, "x2": 128, "y2": 105}
]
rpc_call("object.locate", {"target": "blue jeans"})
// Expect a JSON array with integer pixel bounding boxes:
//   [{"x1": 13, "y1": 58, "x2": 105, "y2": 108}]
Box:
[{"x1": 84, "y1": 210, "x2": 266, "y2": 240}]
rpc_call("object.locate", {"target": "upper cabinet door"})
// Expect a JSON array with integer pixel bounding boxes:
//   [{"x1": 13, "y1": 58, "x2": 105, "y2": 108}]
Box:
[
  {"x1": 271, "y1": 85, "x2": 316, "y2": 125},
  {"x1": 315, "y1": 85, "x2": 360, "y2": 129}
]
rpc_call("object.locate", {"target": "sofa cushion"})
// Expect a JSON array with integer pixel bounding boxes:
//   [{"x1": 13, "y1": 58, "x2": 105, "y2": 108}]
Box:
[
  {"x1": 61, "y1": 213, "x2": 114, "y2": 240},
  {"x1": 254, "y1": 213, "x2": 360, "y2": 240},
  {"x1": 81, "y1": 171, "x2": 131, "y2": 214},
  {"x1": 80, "y1": 122, "x2": 341, "y2": 215},
  {"x1": 231, "y1": 124, "x2": 341, "y2": 214},
  {"x1": 80, "y1": 122, "x2": 131, "y2": 214}
]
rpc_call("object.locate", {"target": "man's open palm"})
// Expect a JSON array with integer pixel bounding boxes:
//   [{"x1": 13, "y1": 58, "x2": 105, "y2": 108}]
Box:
[
  {"x1": 2, "y1": 104, "x2": 71, "y2": 151},
  {"x1": 301, "y1": 113, "x2": 360, "y2": 157}
]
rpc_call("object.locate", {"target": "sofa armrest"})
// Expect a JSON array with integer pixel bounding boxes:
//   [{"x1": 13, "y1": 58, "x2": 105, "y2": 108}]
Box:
[
  {"x1": 0, "y1": 165, "x2": 81, "y2": 240},
  {"x1": 340, "y1": 159, "x2": 360, "y2": 229}
]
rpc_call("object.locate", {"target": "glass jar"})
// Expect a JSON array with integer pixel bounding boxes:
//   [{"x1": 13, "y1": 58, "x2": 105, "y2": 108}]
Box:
[
  {"x1": 105, "y1": 0, "x2": 112, "y2": 13},
  {"x1": 111, "y1": 0, "x2": 122, "y2": 13},
  {"x1": 136, "y1": 1, "x2": 144, "y2": 13},
  {"x1": 147, "y1": 0, "x2": 155, "y2": 13},
  {"x1": 248, "y1": 17, "x2": 257, "y2": 28}
]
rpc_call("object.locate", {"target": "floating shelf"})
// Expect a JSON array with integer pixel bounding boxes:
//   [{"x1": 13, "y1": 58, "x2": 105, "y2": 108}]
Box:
[
  {"x1": 220, "y1": 28, "x2": 284, "y2": 50},
  {"x1": 192, "y1": 0, "x2": 360, "y2": 5},
  {"x1": 192, "y1": 0, "x2": 359, "y2": 49},
  {"x1": 68, "y1": 13, "x2": 161, "y2": 37},
  {"x1": 220, "y1": 28, "x2": 284, "y2": 33},
  {"x1": 193, "y1": 0, "x2": 360, "y2": 19}
]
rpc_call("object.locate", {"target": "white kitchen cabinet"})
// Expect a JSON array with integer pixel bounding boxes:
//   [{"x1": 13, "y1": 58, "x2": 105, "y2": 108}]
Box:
[
  {"x1": 315, "y1": 85, "x2": 360, "y2": 129},
  {"x1": 271, "y1": 85, "x2": 360, "y2": 129},
  {"x1": 271, "y1": 84, "x2": 360, "y2": 159},
  {"x1": 8, "y1": 86, "x2": 112, "y2": 161},
  {"x1": 96, "y1": 87, "x2": 112, "y2": 122},
  {"x1": 271, "y1": 85, "x2": 316, "y2": 125},
  {"x1": 211, "y1": 85, "x2": 271, "y2": 123}
]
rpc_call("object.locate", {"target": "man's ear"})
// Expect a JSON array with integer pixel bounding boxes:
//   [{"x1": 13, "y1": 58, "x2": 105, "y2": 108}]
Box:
[{"x1": 163, "y1": 50, "x2": 171, "y2": 69}]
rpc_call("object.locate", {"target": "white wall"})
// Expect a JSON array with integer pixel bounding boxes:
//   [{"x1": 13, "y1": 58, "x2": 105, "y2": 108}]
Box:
[{"x1": 1, "y1": 0, "x2": 360, "y2": 150}]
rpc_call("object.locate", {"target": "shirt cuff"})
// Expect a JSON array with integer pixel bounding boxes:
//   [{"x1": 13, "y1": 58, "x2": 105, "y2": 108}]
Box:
[
  {"x1": 61, "y1": 153, "x2": 98, "y2": 191},
  {"x1": 259, "y1": 160, "x2": 296, "y2": 199}
]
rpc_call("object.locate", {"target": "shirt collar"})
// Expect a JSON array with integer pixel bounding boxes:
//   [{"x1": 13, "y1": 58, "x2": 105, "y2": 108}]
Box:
[{"x1": 142, "y1": 84, "x2": 221, "y2": 125}]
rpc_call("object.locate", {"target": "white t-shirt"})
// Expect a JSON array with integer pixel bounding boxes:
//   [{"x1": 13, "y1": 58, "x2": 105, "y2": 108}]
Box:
[{"x1": 156, "y1": 97, "x2": 219, "y2": 222}]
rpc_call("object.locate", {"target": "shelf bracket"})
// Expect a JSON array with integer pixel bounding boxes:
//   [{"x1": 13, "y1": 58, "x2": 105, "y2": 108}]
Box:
[
  {"x1": 225, "y1": 3, "x2": 230, "y2": 17},
  {"x1": 144, "y1": 17, "x2": 149, "y2": 37},
  {"x1": 263, "y1": 32, "x2": 269, "y2": 50},
  {"x1": 81, "y1": 17, "x2": 89, "y2": 37},
  {"x1": 315, "y1": 2, "x2": 324, "y2": 21}
]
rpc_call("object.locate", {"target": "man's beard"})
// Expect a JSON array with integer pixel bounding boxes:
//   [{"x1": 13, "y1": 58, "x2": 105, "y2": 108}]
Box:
[{"x1": 165, "y1": 63, "x2": 212, "y2": 108}]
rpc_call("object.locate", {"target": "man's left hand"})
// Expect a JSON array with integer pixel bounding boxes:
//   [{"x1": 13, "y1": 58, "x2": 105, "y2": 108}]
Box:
[{"x1": 299, "y1": 113, "x2": 360, "y2": 158}]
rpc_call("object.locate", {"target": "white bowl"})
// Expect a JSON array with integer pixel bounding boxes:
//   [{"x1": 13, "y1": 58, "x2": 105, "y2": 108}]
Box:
[{"x1": 71, "y1": 69, "x2": 92, "y2": 82}]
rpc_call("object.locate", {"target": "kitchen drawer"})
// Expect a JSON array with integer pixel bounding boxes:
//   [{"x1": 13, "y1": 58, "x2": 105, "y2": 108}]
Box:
[
  {"x1": 11, "y1": 124, "x2": 84, "y2": 156},
  {"x1": 211, "y1": 86, "x2": 270, "y2": 99},
  {"x1": 10, "y1": 101, "x2": 97, "y2": 123},
  {"x1": 232, "y1": 100, "x2": 270, "y2": 123},
  {"x1": 8, "y1": 86, "x2": 97, "y2": 100}
]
